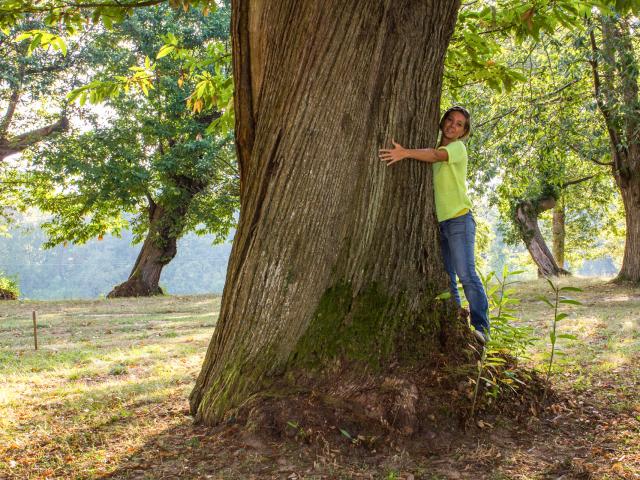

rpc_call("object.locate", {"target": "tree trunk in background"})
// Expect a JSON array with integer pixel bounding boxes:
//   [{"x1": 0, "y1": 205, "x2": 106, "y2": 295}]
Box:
[
  {"x1": 107, "y1": 203, "x2": 182, "y2": 297},
  {"x1": 108, "y1": 176, "x2": 206, "y2": 297},
  {"x1": 590, "y1": 15, "x2": 640, "y2": 283},
  {"x1": 190, "y1": 0, "x2": 462, "y2": 425},
  {"x1": 552, "y1": 203, "x2": 566, "y2": 270},
  {"x1": 618, "y1": 176, "x2": 640, "y2": 281},
  {"x1": 514, "y1": 197, "x2": 570, "y2": 278}
]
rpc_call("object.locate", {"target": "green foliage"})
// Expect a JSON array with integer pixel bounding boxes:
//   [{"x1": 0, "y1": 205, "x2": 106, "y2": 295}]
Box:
[
  {"x1": 483, "y1": 266, "x2": 536, "y2": 360},
  {"x1": 469, "y1": 266, "x2": 536, "y2": 417},
  {"x1": 67, "y1": 57, "x2": 156, "y2": 105},
  {"x1": 538, "y1": 279, "x2": 583, "y2": 403},
  {"x1": 0, "y1": 272, "x2": 19, "y2": 299},
  {"x1": 446, "y1": 20, "x2": 622, "y2": 270},
  {"x1": 14, "y1": 29, "x2": 67, "y2": 56},
  {"x1": 445, "y1": 0, "x2": 640, "y2": 96},
  {"x1": 64, "y1": 10, "x2": 233, "y2": 135},
  {"x1": 17, "y1": 5, "x2": 238, "y2": 250},
  {"x1": 0, "y1": 1, "x2": 220, "y2": 33}
]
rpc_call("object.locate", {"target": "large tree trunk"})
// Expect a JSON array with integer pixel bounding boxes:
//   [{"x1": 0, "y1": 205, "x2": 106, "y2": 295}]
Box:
[
  {"x1": 514, "y1": 197, "x2": 570, "y2": 278},
  {"x1": 552, "y1": 202, "x2": 566, "y2": 269},
  {"x1": 190, "y1": 0, "x2": 462, "y2": 425}
]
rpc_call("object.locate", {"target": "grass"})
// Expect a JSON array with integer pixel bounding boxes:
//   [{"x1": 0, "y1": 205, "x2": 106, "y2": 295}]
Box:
[
  {"x1": 0, "y1": 294, "x2": 219, "y2": 479},
  {"x1": 0, "y1": 279, "x2": 638, "y2": 479}
]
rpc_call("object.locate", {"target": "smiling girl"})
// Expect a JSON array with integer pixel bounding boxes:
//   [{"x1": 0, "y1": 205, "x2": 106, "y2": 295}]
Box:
[{"x1": 378, "y1": 106, "x2": 490, "y2": 344}]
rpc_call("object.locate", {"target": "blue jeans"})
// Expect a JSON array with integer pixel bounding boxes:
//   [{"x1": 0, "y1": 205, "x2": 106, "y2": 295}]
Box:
[{"x1": 439, "y1": 212, "x2": 490, "y2": 334}]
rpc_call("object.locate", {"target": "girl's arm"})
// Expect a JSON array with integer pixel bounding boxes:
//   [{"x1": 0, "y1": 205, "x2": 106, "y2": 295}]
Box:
[{"x1": 379, "y1": 140, "x2": 448, "y2": 166}]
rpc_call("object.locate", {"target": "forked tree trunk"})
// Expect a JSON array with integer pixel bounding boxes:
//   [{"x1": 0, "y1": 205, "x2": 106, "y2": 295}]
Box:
[
  {"x1": 514, "y1": 197, "x2": 570, "y2": 278},
  {"x1": 552, "y1": 203, "x2": 566, "y2": 269},
  {"x1": 190, "y1": 0, "x2": 462, "y2": 425}
]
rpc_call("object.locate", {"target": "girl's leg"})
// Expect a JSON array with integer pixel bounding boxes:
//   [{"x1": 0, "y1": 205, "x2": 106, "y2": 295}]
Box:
[
  {"x1": 439, "y1": 223, "x2": 461, "y2": 306},
  {"x1": 442, "y1": 214, "x2": 490, "y2": 334}
]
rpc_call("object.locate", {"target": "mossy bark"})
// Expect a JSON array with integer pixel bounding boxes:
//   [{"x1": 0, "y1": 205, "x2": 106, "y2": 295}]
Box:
[{"x1": 190, "y1": 0, "x2": 462, "y2": 424}]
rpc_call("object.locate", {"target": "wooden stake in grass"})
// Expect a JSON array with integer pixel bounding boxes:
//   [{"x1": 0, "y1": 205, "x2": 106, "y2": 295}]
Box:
[{"x1": 32, "y1": 310, "x2": 38, "y2": 350}]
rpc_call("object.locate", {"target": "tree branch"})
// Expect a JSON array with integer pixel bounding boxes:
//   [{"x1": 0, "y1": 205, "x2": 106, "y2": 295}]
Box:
[
  {"x1": 0, "y1": 64, "x2": 25, "y2": 138},
  {"x1": 568, "y1": 144, "x2": 614, "y2": 167},
  {"x1": 561, "y1": 174, "x2": 596, "y2": 188},
  {"x1": 0, "y1": 116, "x2": 68, "y2": 161},
  {"x1": 476, "y1": 107, "x2": 518, "y2": 128}
]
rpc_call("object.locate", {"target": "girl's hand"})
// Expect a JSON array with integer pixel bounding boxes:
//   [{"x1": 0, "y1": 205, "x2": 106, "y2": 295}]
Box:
[{"x1": 379, "y1": 140, "x2": 407, "y2": 166}]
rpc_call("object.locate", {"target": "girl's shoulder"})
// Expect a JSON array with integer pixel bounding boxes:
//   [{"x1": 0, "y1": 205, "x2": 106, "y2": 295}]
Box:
[
  {"x1": 445, "y1": 139, "x2": 467, "y2": 153},
  {"x1": 442, "y1": 140, "x2": 467, "y2": 164}
]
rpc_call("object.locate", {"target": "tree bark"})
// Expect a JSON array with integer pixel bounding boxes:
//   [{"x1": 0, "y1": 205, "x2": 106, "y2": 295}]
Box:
[
  {"x1": 190, "y1": 0, "x2": 462, "y2": 425},
  {"x1": 514, "y1": 196, "x2": 570, "y2": 278},
  {"x1": 590, "y1": 15, "x2": 640, "y2": 283},
  {"x1": 552, "y1": 202, "x2": 565, "y2": 269}
]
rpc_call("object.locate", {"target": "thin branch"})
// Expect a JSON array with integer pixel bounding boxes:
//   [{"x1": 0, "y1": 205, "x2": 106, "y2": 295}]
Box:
[
  {"x1": 476, "y1": 107, "x2": 518, "y2": 128},
  {"x1": 561, "y1": 174, "x2": 596, "y2": 188},
  {"x1": 536, "y1": 78, "x2": 583, "y2": 105},
  {"x1": 567, "y1": 144, "x2": 613, "y2": 167},
  {"x1": 476, "y1": 77, "x2": 584, "y2": 129},
  {"x1": 587, "y1": 158, "x2": 613, "y2": 167}
]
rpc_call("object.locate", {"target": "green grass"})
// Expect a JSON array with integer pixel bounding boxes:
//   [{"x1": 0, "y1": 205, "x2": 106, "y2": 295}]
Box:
[
  {"x1": 0, "y1": 294, "x2": 220, "y2": 479},
  {"x1": 0, "y1": 279, "x2": 638, "y2": 479}
]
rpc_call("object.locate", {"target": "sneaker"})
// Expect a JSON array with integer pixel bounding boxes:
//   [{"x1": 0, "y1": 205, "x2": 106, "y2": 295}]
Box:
[{"x1": 473, "y1": 329, "x2": 488, "y2": 345}]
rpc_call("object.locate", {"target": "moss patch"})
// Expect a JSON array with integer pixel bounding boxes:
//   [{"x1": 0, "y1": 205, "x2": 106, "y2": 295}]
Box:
[{"x1": 289, "y1": 282, "x2": 448, "y2": 370}]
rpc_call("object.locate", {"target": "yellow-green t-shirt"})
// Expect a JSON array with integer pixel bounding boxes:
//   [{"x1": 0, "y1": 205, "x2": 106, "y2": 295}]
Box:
[{"x1": 432, "y1": 140, "x2": 473, "y2": 222}]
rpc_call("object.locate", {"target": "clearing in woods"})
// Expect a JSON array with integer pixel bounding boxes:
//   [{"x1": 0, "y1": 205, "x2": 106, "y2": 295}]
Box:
[{"x1": 0, "y1": 278, "x2": 638, "y2": 479}]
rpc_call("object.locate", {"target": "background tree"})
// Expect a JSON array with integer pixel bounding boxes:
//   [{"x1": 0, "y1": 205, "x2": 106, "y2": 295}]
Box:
[
  {"x1": 587, "y1": 12, "x2": 640, "y2": 282},
  {"x1": 0, "y1": 18, "x2": 74, "y2": 163},
  {"x1": 20, "y1": 5, "x2": 238, "y2": 297},
  {"x1": 0, "y1": 17, "x2": 82, "y2": 226},
  {"x1": 449, "y1": 26, "x2": 620, "y2": 277}
]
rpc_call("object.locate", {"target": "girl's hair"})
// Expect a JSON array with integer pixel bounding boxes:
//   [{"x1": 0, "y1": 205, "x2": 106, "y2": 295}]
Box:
[{"x1": 439, "y1": 106, "x2": 471, "y2": 139}]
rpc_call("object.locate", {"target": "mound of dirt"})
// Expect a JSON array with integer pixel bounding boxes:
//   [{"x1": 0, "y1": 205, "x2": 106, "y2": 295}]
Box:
[{"x1": 224, "y1": 351, "x2": 551, "y2": 454}]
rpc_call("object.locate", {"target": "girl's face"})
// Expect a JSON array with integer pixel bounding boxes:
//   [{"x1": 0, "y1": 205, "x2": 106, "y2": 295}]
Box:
[{"x1": 442, "y1": 111, "x2": 467, "y2": 141}]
